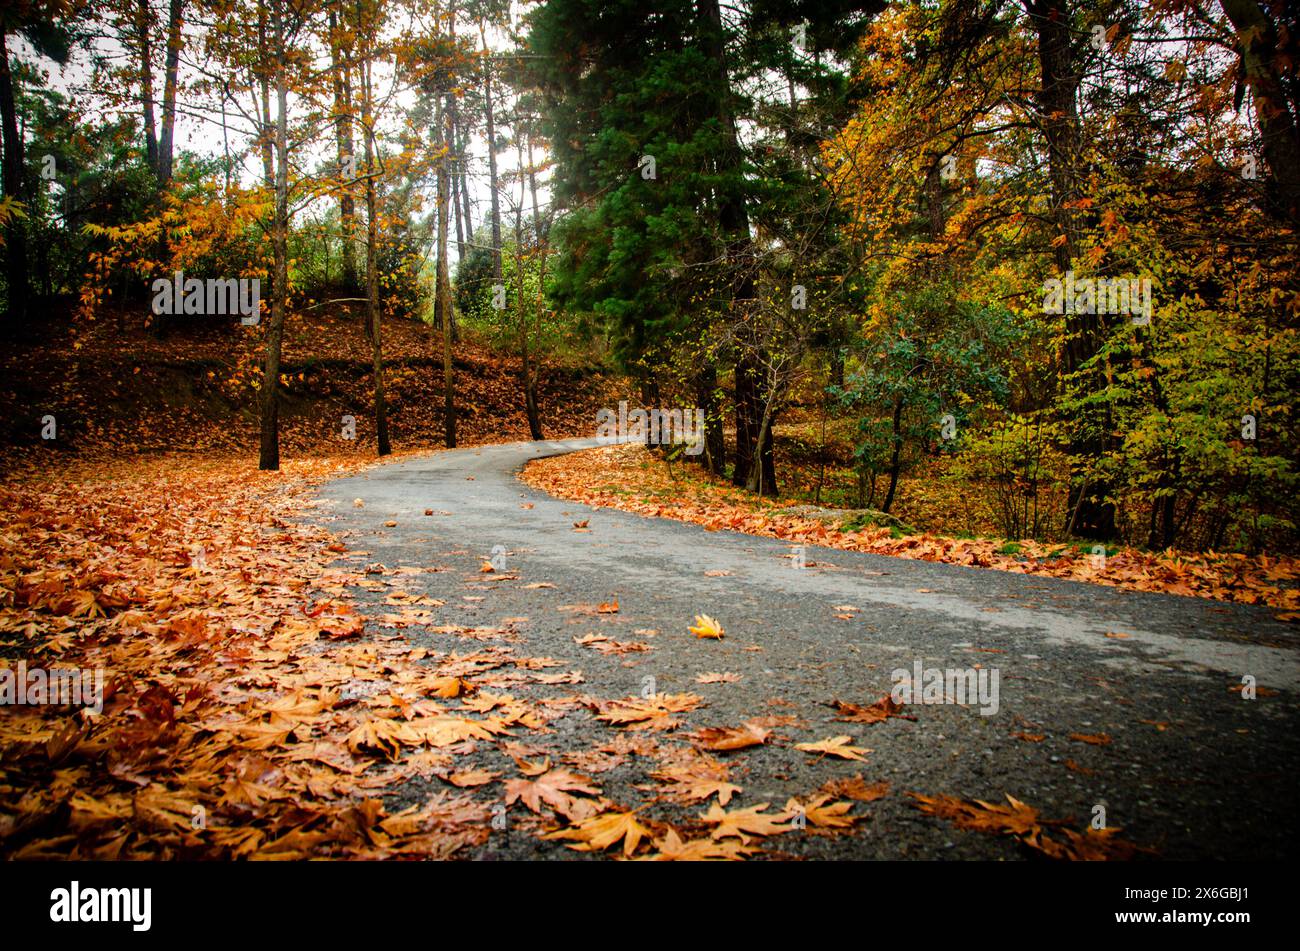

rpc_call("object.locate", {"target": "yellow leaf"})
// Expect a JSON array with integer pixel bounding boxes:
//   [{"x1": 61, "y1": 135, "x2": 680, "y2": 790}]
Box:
[{"x1": 689, "y1": 614, "x2": 724, "y2": 639}]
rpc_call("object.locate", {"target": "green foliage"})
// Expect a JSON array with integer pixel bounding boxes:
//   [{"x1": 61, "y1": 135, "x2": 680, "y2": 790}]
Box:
[
  {"x1": 948, "y1": 413, "x2": 1070, "y2": 542},
  {"x1": 833, "y1": 280, "x2": 1019, "y2": 510}
]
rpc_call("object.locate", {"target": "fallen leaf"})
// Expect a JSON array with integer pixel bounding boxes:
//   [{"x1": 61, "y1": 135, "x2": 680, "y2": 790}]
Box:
[
  {"x1": 699, "y1": 802, "x2": 791, "y2": 843},
  {"x1": 818, "y1": 775, "x2": 889, "y2": 802},
  {"x1": 689, "y1": 721, "x2": 771, "y2": 752},
  {"x1": 795, "y1": 736, "x2": 871, "y2": 761},
  {"x1": 689, "y1": 614, "x2": 724, "y2": 639},
  {"x1": 1069, "y1": 732, "x2": 1111, "y2": 746},
  {"x1": 642, "y1": 827, "x2": 753, "y2": 860},
  {"x1": 831, "y1": 696, "x2": 916, "y2": 724},
  {"x1": 543, "y1": 809, "x2": 650, "y2": 856},
  {"x1": 694, "y1": 672, "x2": 741, "y2": 684},
  {"x1": 504, "y1": 768, "x2": 602, "y2": 820}
]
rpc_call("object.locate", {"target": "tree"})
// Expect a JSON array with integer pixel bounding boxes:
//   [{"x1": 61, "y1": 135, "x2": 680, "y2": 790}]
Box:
[
  {"x1": 357, "y1": 0, "x2": 390, "y2": 456},
  {"x1": 257, "y1": 0, "x2": 294, "y2": 470},
  {"x1": 1, "y1": 1, "x2": 73, "y2": 324},
  {"x1": 470, "y1": 0, "x2": 507, "y2": 285},
  {"x1": 155, "y1": 0, "x2": 183, "y2": 184},
  {"x1": 328, "y1": 8, "x2": 359, "y2": 292}
]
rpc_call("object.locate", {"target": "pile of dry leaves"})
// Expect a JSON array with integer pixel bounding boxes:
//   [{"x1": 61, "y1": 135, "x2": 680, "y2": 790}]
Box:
[{"x1": 0, "y1": 454, "x2": 500, "y2": 858}]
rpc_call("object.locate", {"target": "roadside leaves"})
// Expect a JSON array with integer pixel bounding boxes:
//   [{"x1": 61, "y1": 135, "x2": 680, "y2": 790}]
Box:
[
  {"x1": 907, "y1": 792, "x2": 1154, "y2": 860},
  {"x1": 523, "y1": 443, "x2": 1300, "y2": 611}
]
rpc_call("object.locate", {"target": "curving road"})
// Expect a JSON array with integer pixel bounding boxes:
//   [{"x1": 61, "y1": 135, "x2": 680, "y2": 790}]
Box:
[{"x1": 315, "y1": 438, "x2": 1300, "y2": 860}]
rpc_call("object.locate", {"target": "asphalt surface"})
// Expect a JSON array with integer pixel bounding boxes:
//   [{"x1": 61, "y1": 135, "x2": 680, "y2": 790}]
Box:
[{"x1": 314, "y1": 438, "x2": 1300, "y2": 860}]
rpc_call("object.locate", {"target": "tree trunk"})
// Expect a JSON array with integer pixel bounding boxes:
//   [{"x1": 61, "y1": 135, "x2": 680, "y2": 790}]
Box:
[
  {"x1": 1031, "y1": 0, "x2": 1116, "y2": 540},
  {"x1": 257, "y1": 4, "x2": 274, "y2": 187},
  {"x1": 456, "y1": 109, "x2": 474, "y2": 244},
  {"x1": 695, "y1": 0, "x2": 765, "y2": 489},
  {"x1": 733, "y1": 348, "x2": 759, "y2": 486},
  {"x1": 480, "y1": 21, "x2": 503, "y2": 284},
  {"x1": 445, "y1": 88, "x2": 463, "y2": 343},
  {"x1": 694, "y1": 364, "x2": 726, "y2": 475},
  {"x1": 436, "y1": 94, "x2": 456, "y2": 447},
  {"x1": 330, "y1": 10, "x2": 358, "y2": 293},
  {"x1": 523, "y1": 118, "x2": 544, "y2": 439},
  {"x1": 0, "y1": 30, "x2": 28, "y2": 323},
  {"x1": 744, "y1": 390, "x2": 778, "y2": 496},
  {"x1": 362, "y1": 49, "x2": 390, "y2": 457},
  {"x1": 1220, "y1": 0, "x2": 1300, "y2": 225},
  {"x1": 880, "y1": 395, "x2": 904, "y2": 513},
  {"x1": 258, "y1": 0, "x2": 289, "y2": 471},
  {"x1": 156, "y1": 0, "x2": 184, "y2": 185},
  {"x1": 136, "y1": 0, "x2": 159, "y2": 175},
  {"x1": 448, "y1": 9, "x2": 469, "y2": 273}
]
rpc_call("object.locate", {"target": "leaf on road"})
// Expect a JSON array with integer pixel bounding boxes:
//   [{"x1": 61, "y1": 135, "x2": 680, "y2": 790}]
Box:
[
  {"x1": 908, "y1": 791, "x2": 1044, "y2": 838},
  {"x1": 689, "y1": 614, "x2": 724, "y2": 639},
  {"x1": 346, "y1": 717, "x2": 422, "y2": 761},
  {"x1": 831, "y1": 695, "x2": 917, "y2": 724},
  {"x1": 795, "y1": 736, "x2": 872, "y2": 761},
  {"x1": 504, "y1": 768, "x2": 603, "y2": 820},
  {"x1": 651, "y1": 754, "x2": 742, "y2": 806},
  {"x1": 695, "y1": 672, "x2": 741, "y2": 684},
  {"x1": 446, "y1": 770, "x2": 498, "y2": 788},
  {"x1": 699, "y1": 802, "x2": 791, "y2": 843},
  {"x1": 1069, "y1": 732, "x2": 1112, "y2": 746},
  {"x1": 543, "y1": 809, "x2": 650, "y2": 856},
  {"x1": 642, "y1": 827, "x2": 754, "y2": 861},
  {"x1": 594, "y1": 693, "x2": 702, "y2": 731},
  {"x1": 688, "y1": 720, "x2": 771, "y2": 752},
  {"x1": 909, "y1": 791, "x2": 1152, "y2": 860},
  {"x1": 574, "y1": 633, "x2": 650, "y2": 655},
  {"x1": 1034, "y1": 826, "x2": 1155, "y2": 861},
  {"x1": 419, "y1": 716, "x2": 511, "y2": 747},
  {"x1": 818, "y1": 774, "x2": 890, "y2": 802},
  {"x1": 784, "y1": 795, "x2": 859, "y2": 831}
]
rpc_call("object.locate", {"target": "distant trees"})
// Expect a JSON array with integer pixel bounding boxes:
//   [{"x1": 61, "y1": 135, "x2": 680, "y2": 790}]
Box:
[
  {"x1": 1, "y1": 2, "x2": 73, "y2": 324},
  {"x1": 1, "y1": 0, "x2": 1295, "y2": 553},
  {"x1": 825, "y1": 0, "x2": 1298, "y2": 550},
  {"x1": 530, "y1": 0, "x2": 829, "y2": 491}
]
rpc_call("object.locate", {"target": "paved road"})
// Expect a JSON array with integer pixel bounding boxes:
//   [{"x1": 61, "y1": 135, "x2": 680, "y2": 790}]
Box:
[{"x1": 315, "y1": 438, "x2": 1300, "y2": 859}]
